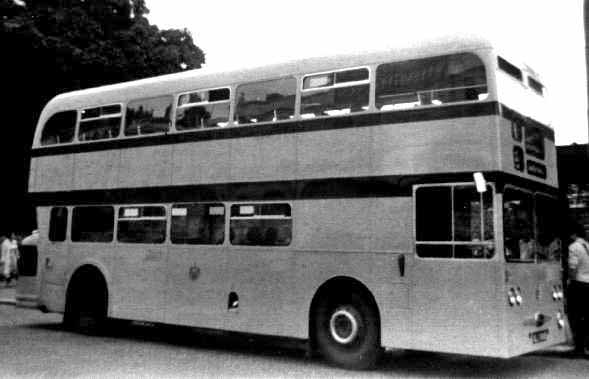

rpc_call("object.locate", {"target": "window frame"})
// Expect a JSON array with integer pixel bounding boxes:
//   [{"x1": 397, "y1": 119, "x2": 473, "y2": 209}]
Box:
[
  {"x1": 170, "y1": 202, "x2": 226, "y2": 245},
  {"x1": 70, "y1": 205, "x2": 115, "y2": 243},
  {"x1": 174, "y1": 86, "x2": 232, "y2": 130},
  {"x1": 229, "y1": 201, "x2": 293, "y2": 247},
  {"x1": 48, "y1": 206, "x2": 69, "y2": 242},
  {"x1": 234, "y1": 76, "x2": 297, "y2": 126},
  {"x1": 77, "y1": 103, "x2": 124, "y2": 142},
  {"x1": 124, "y1": 95, "x2": 174, "y2": 137},
  {"x1": 116, "y1": 204, "x2": 168, "y2": 244},
  {"x1": 413, "y1": 182, "x2": 496, "y2": 260}
]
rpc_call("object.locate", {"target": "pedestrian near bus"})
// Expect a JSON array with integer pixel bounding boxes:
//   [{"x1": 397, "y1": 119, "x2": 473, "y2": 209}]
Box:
[
  {"x1": 567, "y1": 223, "x2": 589, "y2": 357},
  {"x1": 1, "y1": 233, "x2": 19, "y2": 286}
]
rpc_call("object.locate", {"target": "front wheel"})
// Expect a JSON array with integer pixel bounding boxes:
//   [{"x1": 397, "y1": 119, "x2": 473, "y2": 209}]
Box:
[
  {"x1": 63, "y1": 278, "x2": 107, "y2": 334},
  {"x1": 313, "y1": 291, "x2": 381, "y2": 369}
]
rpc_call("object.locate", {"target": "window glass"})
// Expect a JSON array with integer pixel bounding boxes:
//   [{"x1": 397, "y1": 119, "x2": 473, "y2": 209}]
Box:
[
  {"x1": 78, "y1": 104, "x2": 122, "y2": 141},
  {"x1": 535, "y1": 195, "x2": 562, "y2": 263},
  {"x1": 503, "y1": 189, "x2": 534, "y2": 261},
  {"x1": 40, "y1": 111, "x2": 77, "y2": 146},
  {"x1": 528, "y1": 77, "x2": 544, "y2": 95},
  {"x1": 71, "y1": 206, "x2": 114, "y2": 242},
  {"x1": 498, "y1": 56, "x2": 523, "y2": 81},
  {"x1": 171, "y1": 203, "x2": 225, "y2": 245},
  {"x1": 504, "y1": 189, "x2": 562, "y2": 263},
  {"x1": 49, "y1": 207, "x2": 68, "y2": 242},
  {"x1": 416, "y1": 185, "x2": 494, "y2": 259},
  {"x1": 176, "y1": 88, "x2": 230, "y2": 129},
  {"x1": 301, "y1": 68, "x2": 369, "y2": 118},
  {"x1": 235, "y1": 78, "x2": 296, "y2": 124},
  {"x1": 117, "y1": 206, "x2": 166, "y2": 244},
  {"x1": 524, "y1": 125, "x2": 545, "y2": 160},
  {"x1": 376, "y1": 53, "x2": 487, "y2": 110},
  {"x1": 230, "y1": 203, "x2": 292, "y2": 246},
  {"x1": 125, "y1": 96, "x2": 172, "y2": 136}
]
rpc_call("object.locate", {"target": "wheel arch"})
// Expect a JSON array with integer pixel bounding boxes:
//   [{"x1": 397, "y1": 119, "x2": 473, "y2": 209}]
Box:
[
  {"x1": 65, "y1": 261, "x2": 111, "y2": 316},
  {"x1": 308, "y1": 276, "x2": 381, "y2": 349}
]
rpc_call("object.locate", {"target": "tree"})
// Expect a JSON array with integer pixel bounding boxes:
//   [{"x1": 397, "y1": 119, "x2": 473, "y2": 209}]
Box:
[{"x1": 0, "y1": 0, "x2": 205, "y2": 233}]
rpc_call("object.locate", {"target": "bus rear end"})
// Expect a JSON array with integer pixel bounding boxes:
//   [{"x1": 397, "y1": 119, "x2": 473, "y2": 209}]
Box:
[
  {"x1": 501, "y1": 186, "x2": 567, "y2": 356},
  {"x1": 15, "y1": 231, "x2": 41, "y2": 308}
]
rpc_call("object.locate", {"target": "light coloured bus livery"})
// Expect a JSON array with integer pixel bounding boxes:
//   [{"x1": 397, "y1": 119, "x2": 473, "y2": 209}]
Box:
[{"x1": 27, "y1": 36, "x2": 566, "y2": 369}]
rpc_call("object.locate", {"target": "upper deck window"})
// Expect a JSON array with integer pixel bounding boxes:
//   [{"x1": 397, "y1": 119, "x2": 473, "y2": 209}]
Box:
[
  {"x1": 376, "y1": 53, "x2": 488, "y2": 110},
  {"x1": 176, "y1": 87, "x2": 230, "y2": 130},
  {"x1": 40, "y1": 110, "x2": 77, "y2": 146},
  {"x1": 125, "y1": 96, "x2": 173, "y2": 136},
  {"x1": 300, "y1": 67, "x2": 370, "y2": 118},
  {"x1": 235, "y1": 78, "x2": 296, "y2": 124},
  {"x1": 527, "y1": 76, "x2": 544, "y2": 95},
  {"x1": 78, "y1": 104, "x2": 122, "y2": 141},
  {"x1": 498, "y1": 57, "x2": 523, "y2": 81}
]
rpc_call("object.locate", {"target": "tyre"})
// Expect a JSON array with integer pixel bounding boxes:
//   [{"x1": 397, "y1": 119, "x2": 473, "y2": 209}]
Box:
[
  {"x1": 313, "y1": 291, "x2": 381, "y2": 369},
  {"x1": 63, "y1": 273, "x2": 107, "y2": 334}
]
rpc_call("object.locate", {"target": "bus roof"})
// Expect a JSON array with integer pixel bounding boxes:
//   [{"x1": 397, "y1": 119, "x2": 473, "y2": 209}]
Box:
[{"x1": 41, "y1": 34, "x2": 494, "y2": 115}]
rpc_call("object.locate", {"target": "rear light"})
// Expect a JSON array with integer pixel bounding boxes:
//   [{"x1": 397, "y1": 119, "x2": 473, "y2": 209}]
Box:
[
  {"x1": 552, "y1": 285, "x2": 564, "y2": 301},
  {"x1": 508, "y1": 287, "x2": 522, "y2": 306},
  {"x1": 556, "y1": 311, "x2": 565, "y2": 329}
]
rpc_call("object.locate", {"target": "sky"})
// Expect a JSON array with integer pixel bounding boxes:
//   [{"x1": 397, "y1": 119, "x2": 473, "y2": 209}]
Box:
[{"x1": 146, "y1": 0, "x2": 588, "y2": 145}]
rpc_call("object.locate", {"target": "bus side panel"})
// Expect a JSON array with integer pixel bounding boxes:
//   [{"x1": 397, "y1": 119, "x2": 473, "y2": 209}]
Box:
[
  {"x1": 372, "y1": 116, "x2": 499, "y2": 176},
  {"x1": 229, "y1": 134, "x2": 297, "y2": 182},
  {"x1": 73, "y1": 150, "x2": 121, "y2": 190},
  {"x1": 172, "y1": 139, "x2": 232, "y2": 185},
  {"x1": 119, "y1": 145, "x2": 172, "y2": 188},
  {"x1": 221, "y1": 197, "x2": 413, "y2": 342},
  {"x1": 32, "y1": 155, "x2": 74, "y2": 193}
]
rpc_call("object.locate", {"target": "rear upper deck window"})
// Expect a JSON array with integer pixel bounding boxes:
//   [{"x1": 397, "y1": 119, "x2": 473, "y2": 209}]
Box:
[
  {"x1": 78, "y1": 104, "x2": 122, "y2": 141},
  {"x1": 300, "y1": 68, "x2": 370, "y2": 118},
  {"x1": 527, "y1": 77, "x2": 544, "y2": 95},
  {"x1": 40, "y1": 110, "x2": 77, "y2": 146},
  {"x1": 498, "y1": 57, "x2": 523, "y2": 81},
  {"x1": 376, "y1": 53, "x2": 488, "y2": 110},
  {"x1": 125, "y1": 96, "x2": 173, "y2": 136},
  {"x1": 176, "y1": 87, "x2": 230, "y2": 130}
]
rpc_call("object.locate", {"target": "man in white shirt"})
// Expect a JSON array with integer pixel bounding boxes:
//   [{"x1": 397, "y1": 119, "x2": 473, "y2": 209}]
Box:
[{"x1": 568, "y1": 224, "x2": 589, "y2": 356}]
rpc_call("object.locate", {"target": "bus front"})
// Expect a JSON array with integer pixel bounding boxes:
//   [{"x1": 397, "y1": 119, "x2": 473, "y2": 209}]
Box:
[{"x1": 496, "y1": 54, "x2": 567, "y2": 356}]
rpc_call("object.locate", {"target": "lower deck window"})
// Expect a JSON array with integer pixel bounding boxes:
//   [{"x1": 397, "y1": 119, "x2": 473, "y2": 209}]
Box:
[
  {"x1": 117, "y1": 206, "x2": 167, "y2": 243},
  {"x1": 415, "y1": 184, "x2": 494, "y2": 259},
  {"x1": 230, "y1": 203, "x2": 292, "y2": 246},
  {"x1": 71, "y1": 206, "x2": 114, "y2": 242},
  {"x1": 171, "y1": 203, "x2": 225, "y2": 244}
]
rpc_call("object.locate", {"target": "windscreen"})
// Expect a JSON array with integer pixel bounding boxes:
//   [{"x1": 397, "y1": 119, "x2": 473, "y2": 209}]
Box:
[{"x1": 503, "y1": 188, "x2": 561, "y2": 263}]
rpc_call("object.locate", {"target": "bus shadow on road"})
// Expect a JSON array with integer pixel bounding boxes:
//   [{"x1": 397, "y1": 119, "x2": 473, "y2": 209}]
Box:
[{"x1": 28, "y1": 320, "x2": 567, "y2": 375}]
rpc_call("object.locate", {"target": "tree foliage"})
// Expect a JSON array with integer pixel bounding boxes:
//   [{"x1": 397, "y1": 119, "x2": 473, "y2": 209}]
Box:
[{"x1": 0, "y1": 0, "x2": 205, "y2": 233}]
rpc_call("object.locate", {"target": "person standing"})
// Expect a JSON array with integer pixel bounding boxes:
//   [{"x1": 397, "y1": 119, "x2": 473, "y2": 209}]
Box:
[
  {"x1": 1, "y1": 235, "x2": 13, "y2": 285},
  {"x1": 567, "y1": 224, "x2": 589, "y2": 357}
]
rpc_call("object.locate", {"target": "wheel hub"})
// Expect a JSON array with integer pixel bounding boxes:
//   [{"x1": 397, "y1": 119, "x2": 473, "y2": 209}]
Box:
[{"x1": 329, "y1": 308, "x2": 359, "y2": 344}]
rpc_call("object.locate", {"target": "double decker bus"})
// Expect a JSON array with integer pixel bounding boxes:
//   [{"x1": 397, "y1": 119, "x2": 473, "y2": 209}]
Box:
[{"x1": 25, "y1": 36, "x2": 566, "y2": 369}]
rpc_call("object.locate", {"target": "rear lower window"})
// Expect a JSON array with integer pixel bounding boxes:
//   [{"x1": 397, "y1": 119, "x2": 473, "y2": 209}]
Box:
[{"x1": 49, "y1": 207, "x2": 68, "y2": 242}]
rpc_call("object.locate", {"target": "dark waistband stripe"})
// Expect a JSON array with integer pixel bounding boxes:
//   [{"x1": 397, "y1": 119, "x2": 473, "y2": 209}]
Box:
[{"x1": 28, "y1": 171, "x2": 558, "y2": 206}]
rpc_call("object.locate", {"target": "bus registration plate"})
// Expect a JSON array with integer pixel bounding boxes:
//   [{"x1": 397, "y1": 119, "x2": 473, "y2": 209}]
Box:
[{"x1": 529, "y1": 329, "x2": 549, "y2": 344}]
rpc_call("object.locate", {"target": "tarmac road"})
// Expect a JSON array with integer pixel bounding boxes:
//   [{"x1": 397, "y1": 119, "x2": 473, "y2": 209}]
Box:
[{"x1": 1, "y1": 302, "x2": 589, "y2": 378}]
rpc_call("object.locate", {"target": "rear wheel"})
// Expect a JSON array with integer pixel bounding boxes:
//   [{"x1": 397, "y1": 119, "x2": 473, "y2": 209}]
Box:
[
  {"x1": 63, "y1": 270, "x2": 108, "y2": 334},
  {"x1": 313, "y1": 291, "x2": 381, "y2": 369}
]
